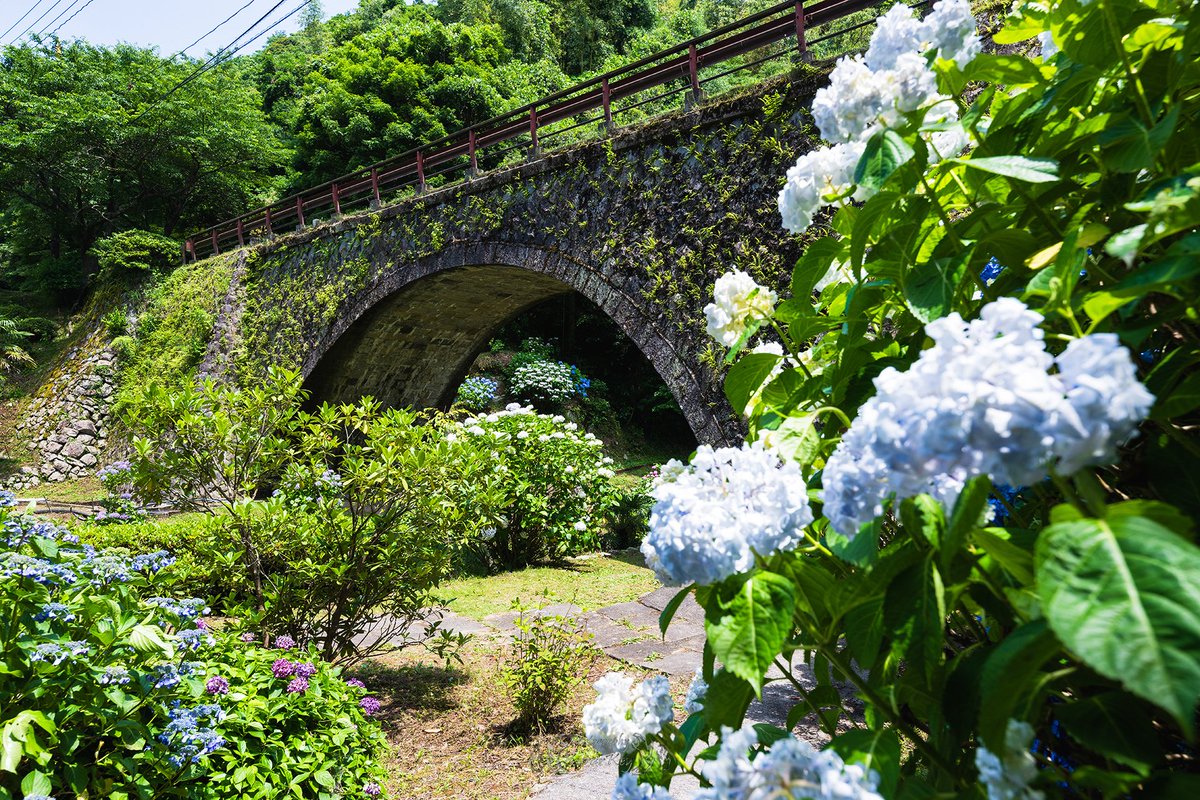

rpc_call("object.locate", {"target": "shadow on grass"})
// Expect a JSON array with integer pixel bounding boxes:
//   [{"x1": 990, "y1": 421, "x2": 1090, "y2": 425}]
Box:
[
  {"x1": 490, "y1": 712, "x2": 574, "y2": 746},
  {"x1": 606, "y1": 548, "x2": 647, "y2": 569},
  {"x1": 350, "y1": 660, "x2": 469, "y2": 714}
]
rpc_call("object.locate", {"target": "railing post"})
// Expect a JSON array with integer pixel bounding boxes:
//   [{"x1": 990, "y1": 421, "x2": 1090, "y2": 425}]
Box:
[
  {"x1": 468, "y1": 129, "x2": 479, "y2": 177},
  {"x1": 602, "y1": 77, "x2": 614, "y2": 132},
  {"x1": 211, "y1": 228, "x2": 220, "y2": 255},
  {"x1": 332, "y1": 183, "x2": 341, "y2": 216},
  {"x1": 794, "y1": 2, "x2": 810, "y2": 62},
  {"x1": 183, "y1": 239, "x2": 192, "y2": 264},
  {"x1": 687, "y1": 43, "x2": 702, "y2": 110},
  {"x1": 264, "y1": 207, "x2": 273, "y2": 237},
  {"x1": 528, "y1": 107, "x2": 540, "y2": 161},
  {"x1": 371, "y1": 167, "x2": 381, "y2": 207},
  {"x1": 416, "y1": 150, "x2": 426, "y2": 194},
  {"x1": 237, "y1": 218, "x2": 245, "y2": 247},
  {"x1": 296, "y1": 196, "x2": 306, "y2": 228}
]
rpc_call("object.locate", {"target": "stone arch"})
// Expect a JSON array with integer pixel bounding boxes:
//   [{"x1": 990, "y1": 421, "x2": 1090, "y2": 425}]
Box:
[{"x1": 301, "y1": 241, "x2": 733, "y2": 445}]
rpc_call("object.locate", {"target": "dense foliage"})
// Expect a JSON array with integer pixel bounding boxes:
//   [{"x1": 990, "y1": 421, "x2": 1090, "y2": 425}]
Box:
[
  {"x1": 592, "y1": 0, "x2": 1200, "y2": 797},
  {"x1": 0, "y1": 499, "x2": 388, "y2": 800}
]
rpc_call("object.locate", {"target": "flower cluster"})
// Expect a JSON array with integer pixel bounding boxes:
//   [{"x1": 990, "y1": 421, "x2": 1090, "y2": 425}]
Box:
[
  {"x1": 704, "y1": 270, "x2": 778, "y2": 348},
  {"x1": 274, "y1": 634, "x2": 297, "y2": 649},
  {"x1": 30, "y1": 640, "x2": 90, "y2": 665},
  {"x1": 177, "y1": 628, "x2": 215, "y2": 651},
  {"x1": 612, "y1": 773, "x2": 672, "y2": 800},
  {"x1": 684, "y1": 668, "x2": 708, "y2": 715},
  {"x1": 779, "y1": 0, "x2": 980, "y2": 233},
  {"x1": 582, "y1": 672, "x2": 674, "y2": 755},
  {"x1": 147, "y1": 596, "x2": 209, "y2": 625},
  {"x1": 157, "y1": 702, "x2": 226, "y2": 768},
  {"x1": 696, "y1": 725, "x2": 884, "y2": 800},
  {"x1": 456, "y1": 375, "x2": 500, "y2": 411},
  {"x1": 205, "y1": 675, "x2": 230, "y2": 695},
  {"x1": 641, "y1": 443, "x2": 813, "y2": 586},
  {"x1": 821, "y1": 299, "x2": 1154, "y2": 535},
  {"x1": 975, "y1": 720, "x2": 1045, "y2": 800},
  {"x1": 510, "y1": 358, "x2": 578, "y2": 405},
  {"x1": 360, "y1": 696, "x2": 382, "y2": 716}
]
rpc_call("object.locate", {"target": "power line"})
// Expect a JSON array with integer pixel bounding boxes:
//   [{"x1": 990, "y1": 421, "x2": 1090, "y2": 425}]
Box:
[
  {"x1": 172, "y1": 0, "x2": 260, "y2": 60},
  {"x1": 131, "y1": 0, "x2": 312, "y2": 121},
  {"x1": 47, "y1": 0, "x2": 97, "y2": 37},
  {"x1": 0, "y1": 0, "x2": 49, "y2": 43},
  {"x1": 13, "y1": 0, "x2": 68, "y2": 42},
  {"x1": 37, "y1": 0, "x2": 86, "y2": 36}
]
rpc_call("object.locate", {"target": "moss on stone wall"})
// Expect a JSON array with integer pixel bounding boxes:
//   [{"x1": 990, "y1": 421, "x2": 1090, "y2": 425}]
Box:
[{"x1": 116, "y1": 254, "x2": 237, "y2": 402}]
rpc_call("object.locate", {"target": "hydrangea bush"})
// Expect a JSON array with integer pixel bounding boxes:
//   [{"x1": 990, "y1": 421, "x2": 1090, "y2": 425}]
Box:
[
  {"x1": 595, "y1": 0, "x2": 1200, "y2": 797},
  {"x1": 0, "y1": 502, "x2": 387, "y2": 799},
  {"x1": 454, "y1": 404, "x2": 620, "y2": 570},
  {"x1": 509, "y1": 358, "x2": 579, "y2": 406},
  {"x1": 455, "y1": 375, "x2": 499, "y2": 411}
]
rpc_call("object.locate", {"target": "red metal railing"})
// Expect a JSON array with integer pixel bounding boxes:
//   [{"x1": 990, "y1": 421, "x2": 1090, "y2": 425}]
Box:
[{"x1": 185, "y1": 0, "x2": 903, "y2": 261}]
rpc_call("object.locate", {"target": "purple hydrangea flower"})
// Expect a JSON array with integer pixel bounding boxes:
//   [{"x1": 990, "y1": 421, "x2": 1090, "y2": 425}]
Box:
[
  {"x1": 287, "y1": 677, "x2": 309, "y2": 693},
  {"x1": 360, "y1": 697, "x2": 381, "y2": 716},
  {"x1": 240, "y1": 632, "x2": 256, "y2": 642},
  {"x1": 295, "y1": 662, "x2": 318, "y2": 679},
  {"x1": 206, "y1": 676, "x2": 230, "y2": 695},
  {"x1": 345, "y1": 678, "x2": 366, "y2": 689},
  {"x1": 363, "y1": 783, "x2": 382, "y2": 796},
  {"x1": 274, "y1": 634, "x2": 297, "y2": 649},
  {"x1": 271, "y1": 659, "x2": 296, "y2": 679}
]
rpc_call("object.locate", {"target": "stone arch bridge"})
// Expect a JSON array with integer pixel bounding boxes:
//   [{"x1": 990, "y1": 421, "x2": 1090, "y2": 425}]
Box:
[{"x1": 197, "y1": 77, "x2": 823, "y2": 446}]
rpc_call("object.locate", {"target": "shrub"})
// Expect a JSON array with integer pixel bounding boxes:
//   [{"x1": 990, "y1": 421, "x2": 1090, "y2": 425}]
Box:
[
  {"x1": 90, "y1": 229, "x2": 180, "y2": 275},
  {"x1": 455, "y1": 374, "x2": 499, "y2": 411},
  {"x1": 15, "y1": 316, "x2": 58, "y2": 343},
  {"x1": 0, "y1": 499, "x2": 388, "y2": 799},
  {"x1": 501, "y1": 601, "x2": 597, "y2": 728},
  {"x1": 456, "y1": 404, "x2": 619, "y2": 570},
  {"x1": 122, "y1": 371, "x2": 500, "y2": 663},
  {"x1": 92, "y1": 459, "x2": 145, "y2": 524},
  {"x1": 509, "y1": 358, "x2": 576, "y2": 406}
]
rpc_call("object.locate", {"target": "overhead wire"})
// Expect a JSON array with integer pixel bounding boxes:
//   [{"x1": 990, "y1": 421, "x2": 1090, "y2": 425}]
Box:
[
  {"x1": 12, "y1": 0, "x2": 68, "y2": 42},
  {"x1": 47, "y1": 0, "x2": 98, "y2": 37},
  {"x1": 130, "y1": 0, "x2": 313, "y2": 120},
  {"x1": 171, "y1": 0, "x2": 260, "y2": 60},
  {"x1": 0, "y1": 0, "x2": 49, "y2": 43},
  {"x1": 37, "y1": 0, "x2": 87, "y2": 36}
]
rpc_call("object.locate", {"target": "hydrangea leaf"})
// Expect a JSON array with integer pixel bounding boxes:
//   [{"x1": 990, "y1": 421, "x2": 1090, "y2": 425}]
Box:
[
  {"x1": 701, "y1": 669, "x2": 754, "y2": 730},
  {"x1": 830, "y1": 728, "x2": 902, "y2": 798},
  {"x1": 1036, "y1": 515, "x2": 1200, "y2": 737},
  {"x1": 977, "y1": 620, "x2": 1061, "y2": 748},
  {"x1": 704, "y1": 572, "x2": 796, "y2": 694},
  {"x1": 724, "y1": 353, "x2": 782, "y2": 413},
  {"x1": 953, "y1": 154, "x2": 1059, "y2": 183},
  {"x1": 854, "y1": 131, "x2": 914, "y2": 193},
  {"x1": 1054, "y1": 692, "x2": 1159, "y2": 773}
]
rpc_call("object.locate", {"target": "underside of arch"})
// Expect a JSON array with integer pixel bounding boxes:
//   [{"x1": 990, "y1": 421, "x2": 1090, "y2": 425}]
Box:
[{"x1": 303, "y1": 264, "x2": 572, "y2": 411}]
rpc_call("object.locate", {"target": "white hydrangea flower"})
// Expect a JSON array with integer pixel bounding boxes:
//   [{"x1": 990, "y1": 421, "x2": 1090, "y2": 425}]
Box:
[
  {"x1": 924, "y1": 0, "x2": 983, "y2": 68},
  {"x1": 696, "y1": 725, "x2": 883, "y2": 800},
  {"x1": 704, "y1": 270, "x2": 779, "y2": 347},
  {"x1": 1054, "y1": 333, "x2": 1155, "y2": 474},
  {"x1": 583, "y1": 672, "x2": 674, "y2": 755},
  {"x1": 1037, "y1": 30, "x2": 1058, "y2": 58},
  {"x1": 975, "y1": 719, "x2": 1045, "y2": 800},
  {"x1": 811, "y1": 55, "x2": 893, "y2": 144},
  {"x1": 684, "y1": 668, "x2": 708, "y2": 714},
  {"x1": 642, "y1": 443, "x2": 813, "y2": 586},
  {"x1": 778, "y1": 140, "x2": 868, "y2": 233},
  {"x1": 612, "y1": 773, "x2": 672, "y2": 800},
  {"x1": 865, "y1": 3, "x2": 930, "y2": 70},
  {"x1": 821, "y1": 298, "x2": 1154, "y2": 536}
]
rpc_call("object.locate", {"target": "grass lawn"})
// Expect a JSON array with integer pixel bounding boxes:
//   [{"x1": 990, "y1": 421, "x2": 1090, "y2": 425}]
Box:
[
  {"x1": 22, "y1": 476, "x2": 105, "y2": 503},
  {"x1": 440, "y1": 550, "x2": 658, "y2": 620}
]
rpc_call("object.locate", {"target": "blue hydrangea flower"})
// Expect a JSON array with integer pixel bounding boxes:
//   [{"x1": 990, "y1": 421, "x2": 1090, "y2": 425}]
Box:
[
  {"x1": 99, "y1": 666, "x2": 132, "y2": 685},
  {"x1": 177, "y1": 629, "x2": 214, "y2": 651},
  {"x1": 979, "y1": 257, "x2": 1004, "y2": 283},
  {"x1": 157, "y1": 702, "x2": 226, "y2": 767},
  {"x1": 2, "y1": 554, "x2": 77, "y2": 585},
  {"x1": 147, "y1": 663, "x2": 182, "y2": 690},
  {"x1": 30, "y1": 640, "x2": 89, "y2": 665},
  {"x1": 35, "y1": 603, "x2": 77, "y2": 623},
  {"x1": 0, "y1": 489, "x2": 16, "y2": 508},
  {"x1": 147, "y1": 597, "x2": 209, "y2": 623},
  {"x1": 131, "y1": 551, "x2": 175, "y2": 574}
]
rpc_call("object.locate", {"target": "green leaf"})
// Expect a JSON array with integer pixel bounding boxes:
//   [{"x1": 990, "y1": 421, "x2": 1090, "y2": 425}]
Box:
[
  {"x1": 725, "y1": 353, "x2": 781, "y2": 413},
  {"x1": 792, "y1": 237, "x2": 847, "y2": 298},
  {"x1": 704, "y1": 571, "x2": 796, "y2": 693},
  {"x1": 659, "y1": 586, "x2": 694, "y2": 638},
  {"x1": 129, "y1": 624, "x2": 175, "y2": 657},
  {"x1": 829, "y1": 728, "x2": 902, "y2": 798},
  {"x1": 1055, "y1": 692, "x2": 1159, "y2": 773},
  {"x1": 978, "y1": 620, "x2": 1061, "y2": 748},
  {"x1": 855, "y1": 130, "x2": 915, "y2": 193},
  {"x1": 314, "y1": 770, "x2": 336, "y2": 789},
  {"x1": 903, "y1": 256, "x2": 965, "y2": 323},
  {"x1": 702, "y1": 669, "x2": 755, "y2": 729},
  {"x1": 844, "y1": 595, "x2": 886, "y2": 665},
  {"x1": 0, "y1": 711, "x2": 56, "y2": 773},
  {"x1": 952, "y1": 155, "x2": 1059, "y2": 183},
  {"x1": 1037, "y1": 515, "x2": 1200, "y2": 735},
  {"x1": 20, "y1": 770, "x2": 52, "y2": 797}
]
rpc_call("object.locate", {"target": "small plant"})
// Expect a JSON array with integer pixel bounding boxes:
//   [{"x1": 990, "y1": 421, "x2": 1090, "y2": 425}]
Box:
[
  {"x1": 93, "y1": 459, "x2": 144, "y2": 524},
  {"x1": 102, "y1": 308, "x2": 129, "y2": 337},
  {"x1": 455, "y1": 375, "x2": 499, "y2": 411},
  {"x1": 501, "y1": 600, "x2": 597, "y2": 729}
]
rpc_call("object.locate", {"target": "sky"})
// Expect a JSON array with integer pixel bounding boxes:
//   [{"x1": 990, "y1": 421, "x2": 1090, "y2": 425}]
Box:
[{"x1": 0, "y1": 0, "x2": 361, "y2": 57}]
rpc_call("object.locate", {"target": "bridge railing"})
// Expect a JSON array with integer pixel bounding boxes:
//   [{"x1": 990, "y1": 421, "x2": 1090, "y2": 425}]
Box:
[{"x1": 184, "y1": 0, "x2": 916, "y2": 262}]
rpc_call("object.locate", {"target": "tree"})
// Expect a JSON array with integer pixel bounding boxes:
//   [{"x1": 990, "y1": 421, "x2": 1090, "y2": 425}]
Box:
[{"x1": 0, "y1": 40, "x2": 283, "y2": 294}]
